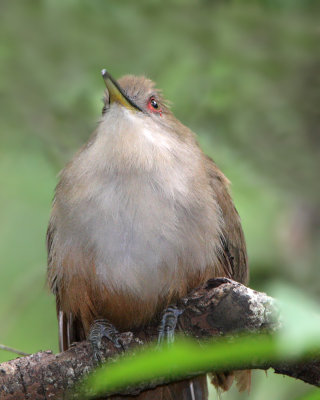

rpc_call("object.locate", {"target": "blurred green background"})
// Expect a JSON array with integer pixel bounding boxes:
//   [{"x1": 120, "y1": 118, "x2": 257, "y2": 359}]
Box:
[{"x1": 0, "y1": 0, "x2": 319, "y2": 399}]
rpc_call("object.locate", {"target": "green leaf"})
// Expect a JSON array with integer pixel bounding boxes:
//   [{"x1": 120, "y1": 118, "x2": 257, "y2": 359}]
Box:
[{"x1": 82, "y1": 335, "x2": 280, "y2": 398}]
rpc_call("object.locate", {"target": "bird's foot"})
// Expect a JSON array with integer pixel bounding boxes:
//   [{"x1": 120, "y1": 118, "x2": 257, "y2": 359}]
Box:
[
  {"x1": 89, "y1": 319, "x2": 124, "y2": 364},
  {"x1": 157, "y1": 305, "x2": 184, "y2": 346}
]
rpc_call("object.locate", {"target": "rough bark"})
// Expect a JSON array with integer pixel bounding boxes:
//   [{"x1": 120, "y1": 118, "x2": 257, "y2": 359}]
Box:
[{"x1": 0, "y1": 278, "x2": 318, "y2": 399}]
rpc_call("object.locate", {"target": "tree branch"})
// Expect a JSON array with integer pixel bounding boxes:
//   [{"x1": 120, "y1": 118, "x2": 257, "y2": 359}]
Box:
[
  {"x1": 0, "y1": 345, "x2": 30, "y2": 357},
  {"x1": 0, "y1": 278, "x2": 318, "y2": 399}
]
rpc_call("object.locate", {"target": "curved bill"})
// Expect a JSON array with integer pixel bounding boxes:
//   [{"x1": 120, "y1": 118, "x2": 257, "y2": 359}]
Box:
[{"x1": 101, "y1": 69, "x2": 142, "y2": 112}]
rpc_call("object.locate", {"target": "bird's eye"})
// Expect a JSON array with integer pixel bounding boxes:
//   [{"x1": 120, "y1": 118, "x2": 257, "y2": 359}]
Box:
[
  {"x1": 147, "y1": 97, "x2": 162, "y2": 115},
  {"x1": 150, "y1": 99, "x2": 158, "y2": 109}
]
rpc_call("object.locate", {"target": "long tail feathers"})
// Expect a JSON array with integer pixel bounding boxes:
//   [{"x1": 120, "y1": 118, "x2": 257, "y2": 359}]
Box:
[{"x1": 110, "y1": 376, "x2": 208, "y2": 400}]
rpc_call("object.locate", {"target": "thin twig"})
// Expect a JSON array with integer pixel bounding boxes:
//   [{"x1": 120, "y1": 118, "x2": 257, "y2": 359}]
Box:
[{"x1": 0, "y1": 344, "x2": 30, "y2": 357}]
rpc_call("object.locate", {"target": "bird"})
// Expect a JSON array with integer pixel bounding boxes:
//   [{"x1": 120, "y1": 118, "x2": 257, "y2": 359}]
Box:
[{"x1": 47, "y1": 69, "x2": 250, "y2": 399}]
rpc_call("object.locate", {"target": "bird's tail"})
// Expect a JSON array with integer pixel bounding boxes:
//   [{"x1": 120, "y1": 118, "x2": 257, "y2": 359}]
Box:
[{"x1": 110, "y1": 375, "x2": 208, "y2": 400}]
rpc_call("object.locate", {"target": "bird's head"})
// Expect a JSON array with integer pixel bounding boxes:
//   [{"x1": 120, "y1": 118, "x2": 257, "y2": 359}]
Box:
[
  {"x1": 94, "y1": 70, "x2": 198, "y2": 173},
  {"x1": 101, "y1": 69, "x2": 170, "y2": 119}
]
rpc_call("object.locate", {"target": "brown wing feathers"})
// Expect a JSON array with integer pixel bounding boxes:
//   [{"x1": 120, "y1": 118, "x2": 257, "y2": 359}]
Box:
[{"x1": 205, "y1": 156, "x2": 249, "y2": 285}]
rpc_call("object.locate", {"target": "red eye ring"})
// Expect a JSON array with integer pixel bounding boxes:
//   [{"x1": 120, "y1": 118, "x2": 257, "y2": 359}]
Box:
[{"x1": 147, "y1": 97, "x2": 162, "y2": 116}]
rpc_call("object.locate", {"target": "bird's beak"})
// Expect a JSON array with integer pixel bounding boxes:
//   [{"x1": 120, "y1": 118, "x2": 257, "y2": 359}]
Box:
[{"x1": 101, "y1": 69, "x2": 142, "y2": 112}]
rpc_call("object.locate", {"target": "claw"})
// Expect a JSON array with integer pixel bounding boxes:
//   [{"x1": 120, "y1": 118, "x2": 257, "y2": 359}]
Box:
[
  {"x1": 157, "y1": 305, "x2": 184, "y2": 346},
  {"x1": 89, "y1": 319, "x2": 123, "y2": 364}
]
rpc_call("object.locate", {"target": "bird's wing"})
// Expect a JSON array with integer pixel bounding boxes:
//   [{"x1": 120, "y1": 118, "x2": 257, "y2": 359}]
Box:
[
  {"x1": 46, "y1": 207, "x2": 85, "y2": 352},
  {"x1": 205, "y1": 156, "x2": 251, "y2": 393},
  {"x1": 205, "y1": 156, "x2": 249, "y2": 285}
]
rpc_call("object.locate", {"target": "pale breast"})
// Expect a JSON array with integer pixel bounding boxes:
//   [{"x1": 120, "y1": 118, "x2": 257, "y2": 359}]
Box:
[{"x1": 52, "y1": 107, "x2": 223, "y2": 303}]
